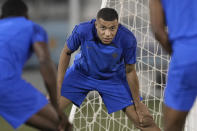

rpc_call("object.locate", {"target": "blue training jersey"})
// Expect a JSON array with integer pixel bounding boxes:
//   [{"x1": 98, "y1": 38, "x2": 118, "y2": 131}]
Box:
[
  {"x1": 67, "y1": 19, "x2": 137, "y2": 80},
  {"x1": 161, "y1": 0, "x2": 197, "y2": 41},
  {"x1": 0, "y1": 17, "x2": 48, "y2": 80}
]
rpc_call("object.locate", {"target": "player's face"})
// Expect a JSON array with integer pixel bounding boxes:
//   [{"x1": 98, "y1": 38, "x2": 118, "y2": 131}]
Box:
[{"x1": 95, "y1": 18, "x2": 118, "y2": 44}]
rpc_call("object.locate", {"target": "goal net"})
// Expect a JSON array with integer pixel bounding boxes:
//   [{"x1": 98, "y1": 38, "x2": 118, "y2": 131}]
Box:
[{"x1": 69, "y1": 0, "x2": 197, "y2": 130}]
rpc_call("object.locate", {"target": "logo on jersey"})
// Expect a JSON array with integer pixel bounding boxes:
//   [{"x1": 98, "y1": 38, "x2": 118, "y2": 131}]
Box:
[{"x1": 112, "y1": 53, "x2": 118, "y2": 58}]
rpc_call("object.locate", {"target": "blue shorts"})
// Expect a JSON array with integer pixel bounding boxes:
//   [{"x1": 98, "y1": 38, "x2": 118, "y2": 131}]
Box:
[
  {"x1": 0, "y1": 77, "x2": 48, "y2": 129},
  {"x1": 61, "y1": 66, "x2": 138, "y2": 114},
  {"x1": 164, "y1": 38, "x2": 197, "y2": 111}
]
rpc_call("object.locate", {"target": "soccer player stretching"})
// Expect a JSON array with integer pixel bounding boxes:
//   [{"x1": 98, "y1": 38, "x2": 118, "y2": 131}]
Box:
[
  {"x1": 150, "y1": 0, "x2": 197, "y2": 130},
  {"x1": 58, "y1": 7, "x2": 161, "y2": 131},
  {"x1": 0, "y1": 0, "x2": 71, "y2": 130}
]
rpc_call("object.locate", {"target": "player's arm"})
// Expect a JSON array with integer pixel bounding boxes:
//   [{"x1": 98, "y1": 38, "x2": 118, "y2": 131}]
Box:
[
  {"x1": 33, "y1": 42, "x2": 59, "y2": 110},
  {"x1": 57, "y1": 43, "x2": 72, "y2": 98},
  {"x1": 126, "y1": 64, "x2": 146, "y2": 123},
  {"x1": 125, "y1": 64, "x2": 140, "y2": 106},
  {"x1": 149, "y1": 0, "x2": 172, "y2": 54}
]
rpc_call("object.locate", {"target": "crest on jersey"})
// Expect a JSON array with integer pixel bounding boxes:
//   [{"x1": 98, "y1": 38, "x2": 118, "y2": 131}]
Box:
[{"x1": 112, "y1": 53, "x2": 118, "y2": 58}]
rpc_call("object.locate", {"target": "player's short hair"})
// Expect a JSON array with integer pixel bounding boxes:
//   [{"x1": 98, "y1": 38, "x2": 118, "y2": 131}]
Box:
[
  {"x1": 1, "y1": 0, "x2": 28, "y2": 19},
  {"x1": 97, "y1": 7, "x2": 118, "y2": 21}
]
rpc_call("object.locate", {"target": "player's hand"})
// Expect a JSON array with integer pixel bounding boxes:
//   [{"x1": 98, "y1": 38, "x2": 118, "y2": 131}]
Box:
[
  {"x1": 56, "y1": 110, "x2": 64, "y2": 131},
  {"x1": 134, "y1": 102, "x2": 143, "y2": 124},
  {"x1": 134, "y1": 102, "x2": 153, "y2": 128},
  {"x1": 57, "y1": 109, "x2": 67, "y2": 130},
  {"x1": 57, "y1": 109, "x2": 73, "y2": 131}
]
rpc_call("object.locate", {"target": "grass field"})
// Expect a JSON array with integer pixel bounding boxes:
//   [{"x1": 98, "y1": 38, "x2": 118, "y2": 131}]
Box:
[{"x1": 0, "y1": 118, "x2": 37, "y2": 131}]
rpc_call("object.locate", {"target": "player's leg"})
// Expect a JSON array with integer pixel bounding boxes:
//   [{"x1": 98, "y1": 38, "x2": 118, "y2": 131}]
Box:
[
  {"x1": 163, "y1": 105, "x2": 188, "y2": 131},
  {"x1": 60, "y1": 66, "x2": 94, "y2": 111},
  {"x1": 26, "y1": 103, "x2": 59, "y2": 130},
  {"x1": 164, "y1": 79, "x2": 194, "y2": 131},
  {"x1": 163, "y1": 41, "x2": 197, "y2": 131},
  {"x1": 26, "y1": 103, "x2": 72, "y2": 131},
  {"x1": 125, "y1": 104, "x2": 160, "y2": 131},
  {"x1": 0, "y1": 79, "x2": 69, "y2": 131},
  {"x1": 57, "y1": 96, "x2": 75, "y2": 131},
  {"x1": 59, "y1": 67, "x2": 95, "y2": 130},
  {"x1": 98, "y1": 80, "x2": 160, "y2": 131}
]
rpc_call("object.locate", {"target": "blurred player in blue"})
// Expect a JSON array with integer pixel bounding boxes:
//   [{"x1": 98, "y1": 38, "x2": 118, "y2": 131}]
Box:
[
  {"x1": 57, "y1": 7, "x2": 161, "y2": 131},
  {"x1": 0, "y1": 0, "x2": 72, "y2": 130},
  {"x1": 150, "y1": 0, "x2": 197, "y2": 130}
]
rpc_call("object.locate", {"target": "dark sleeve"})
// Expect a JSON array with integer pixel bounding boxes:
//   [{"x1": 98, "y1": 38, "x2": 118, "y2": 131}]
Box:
[
  {"x1": 32, "y1": 24, "x2": 48, "y2": 44},
  {"x1": 66, "y1": 25, "x2": 81, "y2": 51},
  {"x1": 123, "y1": 35, "x2": 137, "y2": 64}
]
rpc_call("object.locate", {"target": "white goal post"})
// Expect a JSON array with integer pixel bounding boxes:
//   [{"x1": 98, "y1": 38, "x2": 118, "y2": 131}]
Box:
[{"x1": 68, "y1": 0, "x2": 197, "y2": 130}]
